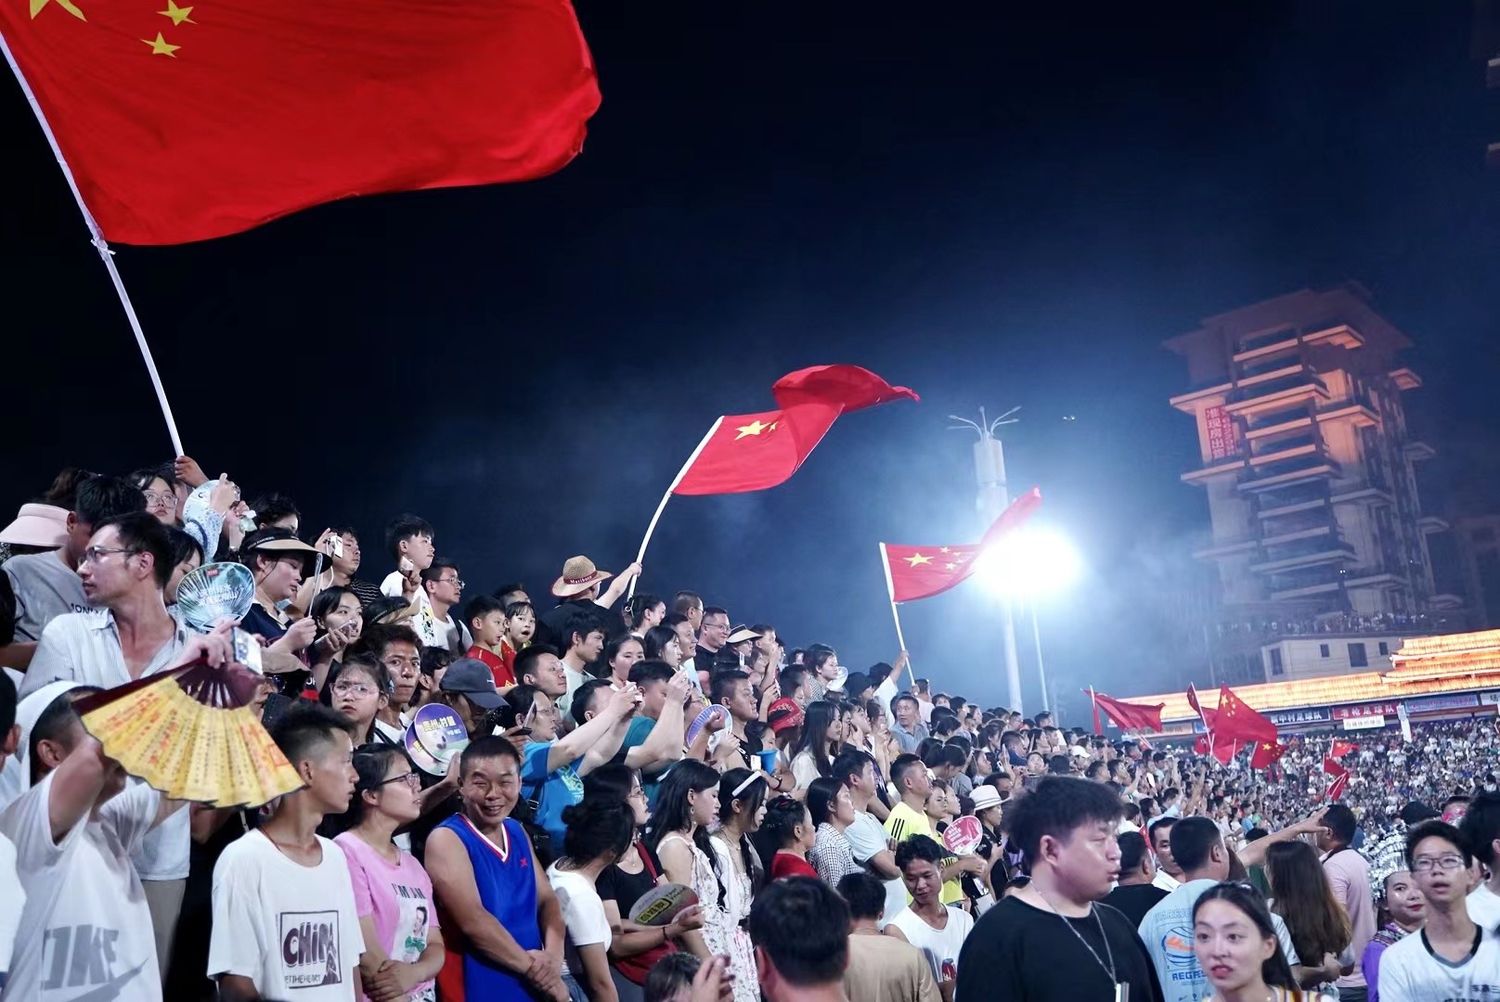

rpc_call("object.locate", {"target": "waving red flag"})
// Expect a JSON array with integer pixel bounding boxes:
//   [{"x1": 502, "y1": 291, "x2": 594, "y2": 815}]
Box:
[
  {"x1": 1088, "y1": 690, "x2": 1165, "y2": 735},
  {"x1": 1250, "y1": 741, "x2": 1287, "y2": 769},
  {"x1": 1211, "y1": 685, "x2": 1278, "y2": 744},
  {"x1": 1323, "y1": 757, "x2": 1351, "y2": 801},
  {"x1": 881, "y1": 488, "x2": 1042, "y2": 603},
  {"x1": 673, "y1": 366, "x2": 918, "y2": 496},
  {"x1": 1, "y1": 0, "x2": 600, "y2": 244},
  {"x1": 1330, "y1": 739, "x2": 1358, "y2": 759}
]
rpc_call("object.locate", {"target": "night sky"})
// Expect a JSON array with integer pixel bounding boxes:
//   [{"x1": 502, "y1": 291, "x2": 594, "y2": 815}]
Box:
[{"x1": 3, "y1": 3, "x2": 1497, "y2": 718}]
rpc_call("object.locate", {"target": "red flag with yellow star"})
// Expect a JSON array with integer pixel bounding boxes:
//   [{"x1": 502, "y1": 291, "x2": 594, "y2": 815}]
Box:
[
  {"x1": 1250, "y1": 740, "x2": 1287, "y2": 769},
  {"x1": 1, "y1": 0, "x2": 599, "y2": 244},
  {"x1": 879, "y1": 488, "x2": 1043, "y2": 602},
  {"x1": 671, "y1": 365, "x2": 918, "y2": 496}
]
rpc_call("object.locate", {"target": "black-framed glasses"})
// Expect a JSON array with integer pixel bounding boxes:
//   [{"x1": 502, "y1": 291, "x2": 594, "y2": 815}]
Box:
[{"x1": 371, "y1": 771, "x2": 421, "y2": 791}]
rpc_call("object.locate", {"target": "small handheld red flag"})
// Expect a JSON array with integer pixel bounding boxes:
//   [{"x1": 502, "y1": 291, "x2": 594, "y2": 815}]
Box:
[
  {"x1": 1, "y1": 0, "x2": 601, "y2": 245},
  {"x1": 1250, "y1": 741, "x2": 1287, "y2": 769},
  {"x1": 673, "y1": 365, "x2": 918, "y2": 496},
  {"x1": 1323, "y1": 757, "x2": 1351, "y2": 801},
  {"x1": 1088, "y1": 691, "x2": 1165, "y2": 736},
  {"x1": 1330, "y1": 739, "x2": 1358, "y2": 759},
  {"x1": 882, "y1": 489, "x2": 1042, "y2": 603}
]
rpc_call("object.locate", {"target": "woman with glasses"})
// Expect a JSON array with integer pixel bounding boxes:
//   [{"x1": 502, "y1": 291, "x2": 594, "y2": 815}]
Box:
[
  {"x1": 322, "y1": 656, "x2": 393, "y2": 746},
  {"x1": 583, "y1": 766, "x2": 702, "y2": 1002},
  {"x1": 129, "y1": 464, "x2": 183, "y2": 526},
  {"x1": 332, "y1": 744, "x2": 446, "y2": 1002},
  {"x1": 1265, "y1": 841, "x2": 1352, "y2": 994},
  {"x1": 1192, "y1": 881, "x2": 1332, "y2": 1002}
]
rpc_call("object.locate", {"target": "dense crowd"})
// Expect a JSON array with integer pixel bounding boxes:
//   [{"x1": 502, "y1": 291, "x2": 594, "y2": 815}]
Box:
[{"x1": 1, "y1": 462, "x2": 1499, "y2": 1002}]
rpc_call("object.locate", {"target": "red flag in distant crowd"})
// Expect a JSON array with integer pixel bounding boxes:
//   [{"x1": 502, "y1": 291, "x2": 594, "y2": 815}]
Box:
[
  {"x1": 0, "y1": 0, "x2": 601, "y2": 245},
  {"x1": 673, "y1": 366, "x2": 918, "y2": 496},
  {"x1": 1211, "y1": 685, "x2": 1278, "y2": 744},
  {"x1": 882, "y1": 488, "x2": 1042, "y2": 602},
  {"x1": 1250, "y1": 740, "x2": 1287, "y2": 769},
  {"x1": 1330, "y1": 739, "x2": 1358, "y2": 758},
  {"x1": 1323, "y1": 757, "x2": 1351, "y2": 801},
  {"x1": 1088, "y1": 689, "x2": 1165, "y2": 736}
]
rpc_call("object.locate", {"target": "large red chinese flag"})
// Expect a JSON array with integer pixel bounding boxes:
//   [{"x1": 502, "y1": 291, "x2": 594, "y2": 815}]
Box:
[
  {"x1": 1249, "y1": 740, "x2": 1286, "y2": 769},
  {"x1": 881, "y1": 488, "x2": 1042, "y2": 602},
  {"x1": 672, "y1": 365, "x2": 918, "y2": 496},
  {"x1": 1088, "y1": 691, "x2": 1164, "y2": 735},
  {"x1": 1, "y1": 0, "x2": 600, "y2": 244},
  {"x1": 1212, "y1": 685, "x2": 1278, "y2": 744}
]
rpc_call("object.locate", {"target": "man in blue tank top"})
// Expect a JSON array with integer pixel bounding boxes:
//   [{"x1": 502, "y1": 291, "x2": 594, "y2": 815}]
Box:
[{"x1": 426, "y1": 736, "x2": 568, "y2": 1002}]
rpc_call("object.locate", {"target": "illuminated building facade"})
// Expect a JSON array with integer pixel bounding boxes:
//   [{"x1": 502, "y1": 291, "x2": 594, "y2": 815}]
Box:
[{"x1": 1165, "y1": 285, "x2": 1459, "y2": 684}]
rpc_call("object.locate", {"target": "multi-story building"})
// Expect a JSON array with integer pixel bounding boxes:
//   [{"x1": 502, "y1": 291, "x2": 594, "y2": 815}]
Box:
[{"x1": 1165, "y1": 285, "x2": 1460, "y2": 684}]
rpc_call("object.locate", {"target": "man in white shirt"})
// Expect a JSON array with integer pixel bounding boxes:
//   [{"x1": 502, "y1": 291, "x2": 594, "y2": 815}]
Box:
[
  {"x1": 1459, "y1": 791, "x2": 1500, "y2": 929},
  {"x1": 15, "y1": 512, "x2": 198, "y2": 978},
  {"x1": 1378, "y1": 820, "x2": 1500, "y2": 1001},
  {"x1": 415, "y1": 558, "x2": 471, "y2": 654},
  {"x1": 378, "y1": 513, "x2": 435, "y2": 611},
  {"x1": 884, "y1": 835, "x2": 974, "y2": 999},
  {"x1": 835, "y1": 748, "x2": 906, "y2": 923},
  {"x1": 0, "y1": 626, "x2": 223, "y2": 1002},
  {"x1": 209, "y1": 702, "x2": 365, "y2": 1001},
  {"x1": 1147, "y1": 816, "x2": 1183, "y2": 892}
]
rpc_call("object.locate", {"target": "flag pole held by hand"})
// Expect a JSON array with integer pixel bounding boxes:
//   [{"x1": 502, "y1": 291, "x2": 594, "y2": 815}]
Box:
[{"x1": 630, "y1": 417, "x2": 724, "y2": 600}]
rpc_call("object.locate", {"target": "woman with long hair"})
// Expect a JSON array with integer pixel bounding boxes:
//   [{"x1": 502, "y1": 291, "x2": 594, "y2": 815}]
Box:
[
  {"x1": 308, "y1": 584, "x2": 364, "y2": 691},
  {"x1": 806, "y1": 776, "x2": 861, "y2": 885},
  {"x1": 789, "y1": 700, "x2": 843, "y2": 793},
  {"x1": 754, "y1": 795, "x2": 817, "y2": 880},
  {"x1": 1265, "y1": 841, "x2": 1352, "y2": 993},
  {"x1": 1193, "y1": 882, "x2": 1334, "y2": 1002},
  {"x1": 603, "y1": 635, "x2": 645, "y2": 687},
  {"x1": 646, "y1": 761, "x2": 756, "y2": 1002},
  {"x1": 547, "y1": 799, "x2": 639, "y2": 1002},
  {"x1": 704, "y1": 769, "x2": 766, "y2": 1002},
  {"x1": 331, "y1": 745, "x2": 445, "y2": 1001},
  {"x1": 583, "y1": 766, "x2": 701, "y2": 1002},
  {"x1": 642, "y1": 626, "x2": 683, "y2": 670},
  {"x1": 626, "y1": 594, "x2": 666, "y2": 639}
]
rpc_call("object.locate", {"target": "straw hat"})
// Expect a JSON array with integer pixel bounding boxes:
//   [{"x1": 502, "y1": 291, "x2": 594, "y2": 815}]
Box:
[{"x1": 551, "y1": 555, "x2": 613, "y2": 598}]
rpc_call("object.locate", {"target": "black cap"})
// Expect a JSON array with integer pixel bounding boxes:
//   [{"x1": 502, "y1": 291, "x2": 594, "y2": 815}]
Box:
[{"x1": 439, "y1": 658, "x2": 502, "y2": 709}]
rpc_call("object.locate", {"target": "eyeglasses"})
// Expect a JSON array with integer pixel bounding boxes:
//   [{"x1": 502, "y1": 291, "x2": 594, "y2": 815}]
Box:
[
  {"x1": 372, "y1": 772, "x2": 421, "y2": 791},
  {"x1": 332, "y1": 681, "x2": 378, "y2": 698},
  {"x1": 82, "y1": 545, "x2": 139, "y2": 565},
  {"x1": 438, "y1": 577, "x2": 465, "y2": 588},
  {"x1": 142, "y1": 491, "x2": 174, "y2": 507},
  {"x1": 628, "y1": 787, "x2": 647, "y2": 801},
  {"x1": 1412, "y1": 855, "x2": 1466, "y2": 872}
]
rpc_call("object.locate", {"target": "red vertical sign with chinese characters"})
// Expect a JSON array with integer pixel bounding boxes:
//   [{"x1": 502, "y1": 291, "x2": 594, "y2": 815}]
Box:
[{"x1": 1204, "y1": 405, "x2": 1241, "y2": 461}]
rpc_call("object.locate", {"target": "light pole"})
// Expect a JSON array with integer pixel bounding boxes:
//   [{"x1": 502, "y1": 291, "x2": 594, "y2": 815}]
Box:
[
  {"x1": 950, "y1": 407, "x2": 1024, "y2": 713},
  {"x1": 978, "y1": 524, "x2": 1083, "y2": 720}
]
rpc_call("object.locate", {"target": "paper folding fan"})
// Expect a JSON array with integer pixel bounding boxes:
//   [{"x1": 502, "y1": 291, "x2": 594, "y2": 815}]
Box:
[{"x1": 76, "y1": 658, "x2": 302, "y2": 807}]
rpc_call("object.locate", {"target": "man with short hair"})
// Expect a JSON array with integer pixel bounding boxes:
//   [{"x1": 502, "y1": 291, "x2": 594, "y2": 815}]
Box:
[
  {"x1": 1102, "y1": 831, "x2": 1167, "y2": 927},
  {"x1": 749, "y1": 876, "x2": 852, "y2": 1002},
  {"x1": 536, "y1": 555, "x2": 640, "y2": 651},
  {"x1": 417, "y1": 557, "x2": 471, "y2": 654},
  {"x1": 711, "y1": 669, "x2": 762, "y2": 773},
  {"x1": 522, "y1": 680, "x2": 640, "y2": 848},
  {"x1": 209, "y1": 702, "x2": 365, "y2": 1001},
  {"x1": 835, "y1": 749, "x2": 906, "y2": 923},
  {"x1": 672, "y1": 591, "x2": 703, "y2": 634},
  {"x1": 18, "y1": 512, "x2": 203, "y2": 972},
  {"x1": 1378, "y1": 819, "x2": 1500, "y2": 999},
  {"x1": 837, "y1": 871, "x2": 940, "y2": 1002},
  {"x1": 3, "y1": 474, "x2": 142, "y2": 665},
  {"x1": 1460, "y1": 790, "x2": 1500, "y2": 928},
  {"x1": 2, "y1": 632, "x2": 217, "y2": 1002},
  {"x1": 885, "y1": 835, "x2": 974, "y2": 1000},
  {"x1": 380, "y1": 512, "x2": 436, "y2": 607},
  {"x1": 884, "y1": 754, "x2": 978, "y2": 907},
  {"x1": 1319, "y1": 802, "x2": 1376, "y2": 1001},
  {"x1": 890, "y1": 694, "x2": 929, "y2": 754},
  {"x1": 955, "y1": 777, "x2": 1162, "y2": 1001},
  {"x1": 293, "y1": 525, "x2": 381, "y2": 613},
  {"x1": 780, "y1": 665, "x2": 811, "y2": 707},
  {"x1": 426, "y1": 736, "x2": 568, "y2": 1002},
  {"x1": 1147, "y1": 816, "x2": 1183, "y2": 892},
  {"x1": 366, "y1": 623, "x2": 423, "y2": 740},
  {"x1": 516, "y1": 645, "x2": 568, "y2": 700},
  {"x1": 622, "y1": 661, "x2": 691, "y2": 796},
  {"x1": 1139, "y1": 816, "x2": 1309, "y2": 1002},
  {"x1": 695, "y1": 606, "x2": 737, "y2": 675},
  {"x1": 555, "y1": 623, "x2": 606, "y2": 719}
]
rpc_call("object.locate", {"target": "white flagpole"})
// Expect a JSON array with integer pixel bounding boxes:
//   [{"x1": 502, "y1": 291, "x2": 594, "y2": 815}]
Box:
[
  {"x1": 629, "y1": 416, "x2": 724, "y2": 600},
  {"x1": 878, "y1": 543, "x2": 917, "y2": 690},
  {"x1": 1, "y1": 31, "x2": 184, "y2": 456}
]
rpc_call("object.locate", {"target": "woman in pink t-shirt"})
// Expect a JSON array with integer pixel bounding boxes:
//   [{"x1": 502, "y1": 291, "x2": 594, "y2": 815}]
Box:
[{"x1": 334, "y1": 744, "x2": 447, "y2": 1001}]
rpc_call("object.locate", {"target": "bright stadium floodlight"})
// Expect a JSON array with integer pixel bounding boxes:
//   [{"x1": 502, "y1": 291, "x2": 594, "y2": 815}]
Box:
[{"x1": 975, "y1": 526, "x2": 1082, "y2": 600}]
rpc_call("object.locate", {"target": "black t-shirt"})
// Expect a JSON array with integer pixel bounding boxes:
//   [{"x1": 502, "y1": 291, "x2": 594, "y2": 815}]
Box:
[
  {"x1": 956, "y1": 896, "x2": 1164, "y2": 1002},
  {"x1": 596, "y1": 841, "x2": 665, "y2": 916},
  {"x1": 1102, "y1": 882, "x2": 1170, "y2": 929}
]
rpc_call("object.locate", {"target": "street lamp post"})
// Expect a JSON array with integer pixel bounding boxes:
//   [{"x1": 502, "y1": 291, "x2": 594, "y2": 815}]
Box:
[{"x1": 950, "y1": 407, "x2": 1024, "y2": 714}]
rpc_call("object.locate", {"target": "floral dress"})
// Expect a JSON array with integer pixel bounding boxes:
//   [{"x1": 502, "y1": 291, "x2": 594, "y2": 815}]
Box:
[{"x1": 705, "y1": 834, "x2": 759, "y2": 1002}]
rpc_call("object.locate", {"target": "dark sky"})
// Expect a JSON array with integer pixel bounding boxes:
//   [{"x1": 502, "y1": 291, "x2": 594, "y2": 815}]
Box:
[{"x1": 3, "y1": 3, "x2": 1498, "y2": 718}]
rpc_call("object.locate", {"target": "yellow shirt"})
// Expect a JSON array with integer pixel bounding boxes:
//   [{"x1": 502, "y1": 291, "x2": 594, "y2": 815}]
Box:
[{"x1": 883, "y1": 802, "x2": 963, "y2": 906}]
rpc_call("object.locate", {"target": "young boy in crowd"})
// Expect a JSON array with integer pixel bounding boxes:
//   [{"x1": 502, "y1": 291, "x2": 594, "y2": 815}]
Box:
[
  {"x1": 380, "y1": 513, "x2": 436, "y2": 609},
  {"x1": 464, "y1": 594, "x2": 515, "y2": 689}
]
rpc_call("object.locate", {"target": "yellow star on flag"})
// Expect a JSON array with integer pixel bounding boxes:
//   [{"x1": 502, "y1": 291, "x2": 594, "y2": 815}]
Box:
[
  {"x1": 158, "y1": 1, "x2": 195, "y2": 24},
  {"x1": 734, "y1": 419, "x2": 776, "y2": 440},
  {"x1": 945, "y1": 562, "x2": 958, "y2": 570},
  {"x1": 30, "y1": 0, "x2": 86, "y2": 21},
  {"x1": 904, "y1": 553, "x2": 932, "y2": 567},
  {"x1": 142, "y1": 31, "x2": 180, "y2": 56},
  {"x1": 940, "y1": 546, "x2": 950, "y2": 553}
]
